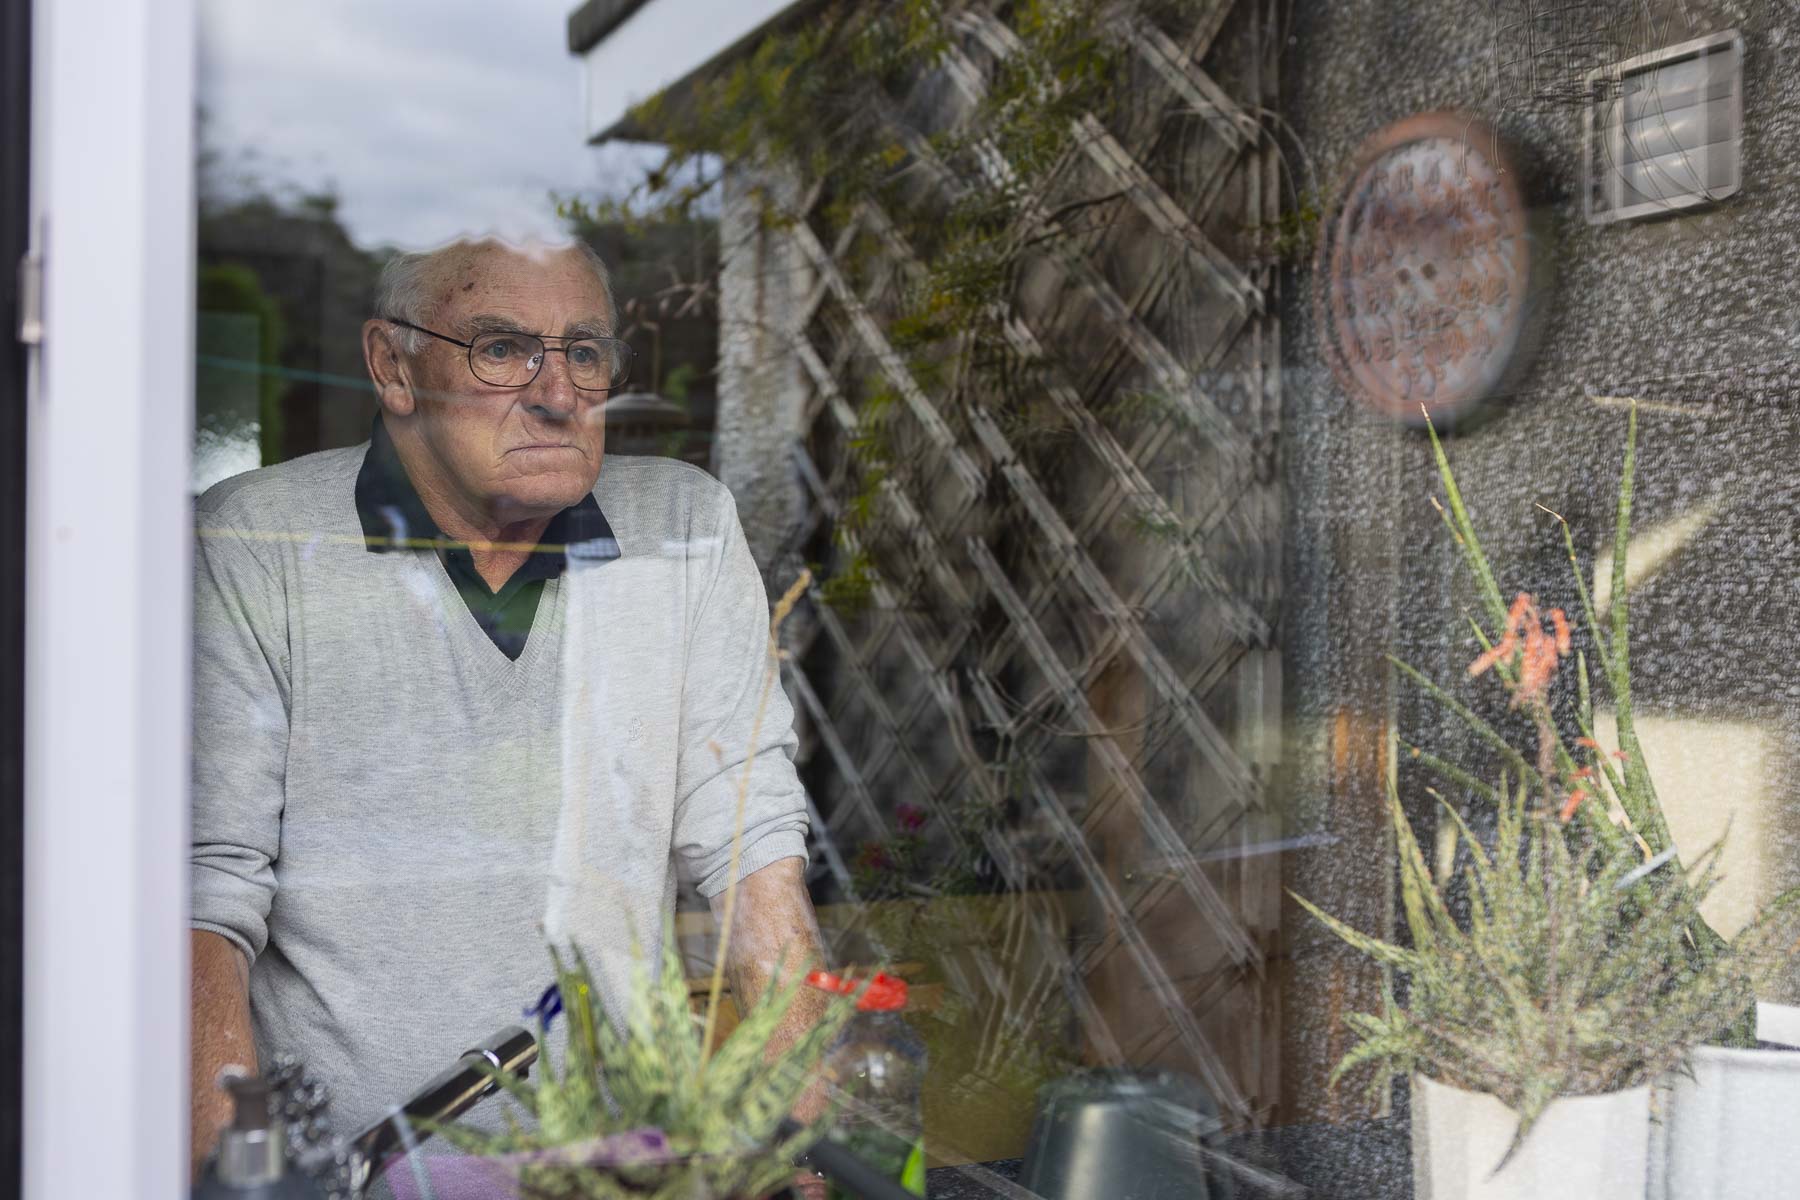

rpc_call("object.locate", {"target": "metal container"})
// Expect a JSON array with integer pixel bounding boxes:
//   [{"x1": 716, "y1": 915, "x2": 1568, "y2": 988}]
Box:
[{"x1": 1019, "y1": 1072, "x2": 1228, "y2": 1200}]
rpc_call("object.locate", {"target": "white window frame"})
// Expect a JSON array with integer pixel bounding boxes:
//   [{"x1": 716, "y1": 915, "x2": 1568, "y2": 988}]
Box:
[{"x1": 23, "y1": 0, "x2": 194, "y2": 1196}]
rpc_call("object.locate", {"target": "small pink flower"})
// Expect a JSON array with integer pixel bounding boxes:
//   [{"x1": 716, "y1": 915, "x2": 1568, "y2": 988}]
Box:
[{"x1": 895, "y1": 803, "x2": 927, "y2": 832}]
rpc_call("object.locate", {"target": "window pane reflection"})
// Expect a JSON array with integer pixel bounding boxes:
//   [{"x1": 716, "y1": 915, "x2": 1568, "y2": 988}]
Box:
[{"x1": 185, "y1": 4, "x2": 1800, "y2": 1198}]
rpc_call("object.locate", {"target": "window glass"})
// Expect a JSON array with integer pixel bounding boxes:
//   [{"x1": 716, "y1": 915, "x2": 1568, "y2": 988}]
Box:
[{"x1": 188, "y1": 3, "x2": 1800, "y2": 1198}]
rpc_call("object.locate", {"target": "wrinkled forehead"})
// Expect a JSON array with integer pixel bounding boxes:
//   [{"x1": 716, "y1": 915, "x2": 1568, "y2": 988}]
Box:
[{"x1": 425, "y1": 240, "x2": 611, "y2": 332}]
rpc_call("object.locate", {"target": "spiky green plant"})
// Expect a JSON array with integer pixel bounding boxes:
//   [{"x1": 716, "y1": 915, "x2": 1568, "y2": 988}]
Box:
[
  {"x1": 1408, "y1": 405, "x2": 1672, "y2": 869},
  {"x1": 430, "y1": 924, "x2": 855, "y2": 1200},
  {"x1": 1404, "y1": 403, "x2": 1800, "y2": 1043},
  {"x1": 1294, "y1": 777, "x2": 1795, "y2": 1166}
]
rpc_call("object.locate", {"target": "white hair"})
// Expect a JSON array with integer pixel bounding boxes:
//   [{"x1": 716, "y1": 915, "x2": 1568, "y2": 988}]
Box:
[{"x1": 374, "y1": 237, "x2": 618, "y2": 354}]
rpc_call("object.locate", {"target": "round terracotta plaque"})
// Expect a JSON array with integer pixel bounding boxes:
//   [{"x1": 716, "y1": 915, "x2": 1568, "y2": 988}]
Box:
[{"x1": 1315, "y1": 113, "x2": 1538, "y2": 423}]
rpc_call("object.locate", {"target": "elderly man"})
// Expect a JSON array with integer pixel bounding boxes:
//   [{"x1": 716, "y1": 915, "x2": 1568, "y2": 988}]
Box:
[{"x1": 189, "y1": 237, "x2": 829, "y2": 1180}]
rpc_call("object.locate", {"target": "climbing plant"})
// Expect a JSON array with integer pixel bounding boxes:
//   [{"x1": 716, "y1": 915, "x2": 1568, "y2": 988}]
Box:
[{"x1": 559, "y1": 0, "x2": 1223, "y2": 604}]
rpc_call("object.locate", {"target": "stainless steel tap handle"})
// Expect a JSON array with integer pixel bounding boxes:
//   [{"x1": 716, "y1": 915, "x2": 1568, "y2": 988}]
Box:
[{"x1": 345, "y1": 1025, "x2": 538, "y2": 1194}]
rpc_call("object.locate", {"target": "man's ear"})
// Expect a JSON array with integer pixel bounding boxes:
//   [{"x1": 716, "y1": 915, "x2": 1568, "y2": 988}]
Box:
[{"x1": 362, "y1": 319, "x2": 416, "y2": 417}]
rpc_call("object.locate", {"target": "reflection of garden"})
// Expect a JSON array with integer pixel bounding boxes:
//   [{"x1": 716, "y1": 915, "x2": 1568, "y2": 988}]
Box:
[
  {"x1": 676, "y1": 889, "x2": 1078, "y2": 1167},
  {"x1": 822, "y1": 892, "x2": 1079, "y2": 1166},
  {"x1": 822, "y1": 803, "x2": 1078, "y2": 1163},
  {"x1": 193, "y1": 147, "x2": 724, "y2": 489}
]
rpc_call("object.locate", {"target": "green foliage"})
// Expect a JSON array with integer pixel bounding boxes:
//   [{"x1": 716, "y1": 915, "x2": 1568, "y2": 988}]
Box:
[
  {"x1": 1238, "y1": 191, "x2": 1323, "y2": 263},
  {"x1": 948, "y1": 0, "x2": 1121, "y2": 181},
  {"x1": 851, "y1": 805, "x2": 930, "y2": 900},
  {"x1": 660, "y1": 363, "x2": 699, "y2": 408},
  {"x1": 1294, "y1": 778, "x2": 1796, "y2": 1169},
  {"x1": 588, "y1": 0, "x2": 1204, "y2": 609},
  {"x1": 432, "y1": 924, "x2": 854, "y2": 1200},
  {"x1": 818, "y1": 550, "x2": 878, "y2": 616},
  {"x1": 196, "y1": 263, "x2": 287, "y2": 458},
  {"x1": 196, "y1": 148, "x2": 380, "y2": 467}
]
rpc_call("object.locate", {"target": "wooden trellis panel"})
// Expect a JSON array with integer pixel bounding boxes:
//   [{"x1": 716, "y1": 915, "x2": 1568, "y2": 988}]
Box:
[{"x1": 774, "y1": 0, "x2": 1284, "y2": 1126}]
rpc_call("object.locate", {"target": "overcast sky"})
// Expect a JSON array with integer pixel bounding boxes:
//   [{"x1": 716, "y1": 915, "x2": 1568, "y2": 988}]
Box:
[{"x1": 198, "y1": 0, "x2": 663, "y2": 251}]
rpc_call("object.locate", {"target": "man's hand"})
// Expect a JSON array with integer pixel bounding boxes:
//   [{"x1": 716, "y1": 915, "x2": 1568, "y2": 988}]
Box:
[
  {"x1": 708, "y1": 856, "x2": 833, "y2": 1057},
  {"x1": 707, "y1": 858, "x2": 835, "y2": 1200},
  {"x1": 190, "y1": 930, "x2": 257, "y2": 1182}
]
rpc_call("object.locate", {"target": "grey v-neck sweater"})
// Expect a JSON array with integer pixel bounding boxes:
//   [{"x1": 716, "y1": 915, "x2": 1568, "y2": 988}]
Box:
[{"x1": 191, "y1": 444, "x2": 810, "y2": 1143}]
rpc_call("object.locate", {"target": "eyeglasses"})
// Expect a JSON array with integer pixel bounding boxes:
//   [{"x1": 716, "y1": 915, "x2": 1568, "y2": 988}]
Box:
[{"x1": 387, "y1": 319, "x2": 633, "y2": 392}]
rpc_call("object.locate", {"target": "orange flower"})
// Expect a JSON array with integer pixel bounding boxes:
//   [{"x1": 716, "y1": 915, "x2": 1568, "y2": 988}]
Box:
[
  {"x1": 1576, "y1": 737, "x2": 1600, "y2": 750},
  {"x1": 1467, "y1": 593, "x2": 1573, "y2": 707},
  {"x1": 1468, "y1": 599, "x2": 1522, "y2": 676},
  {"x1": 1559, "y1": 788, "x2": 1588, "y2": 823},
  {"x1": 1467, "y1": 643, "x2": 1509, "y2": 677},
  {"x1": 1515, "y1": 614, "x2": 1563, "y2": 706},
  {"x1": 1506, "y1": 592, "x2": 1533, "y2": 629},
  {"x1": 1571, "y1": 765, "x2": 1594, "y2": 780}
]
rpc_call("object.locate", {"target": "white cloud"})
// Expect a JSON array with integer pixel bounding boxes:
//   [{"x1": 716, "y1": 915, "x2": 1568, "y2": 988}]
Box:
[{"x1": 198, "y1": 0, "x2": 665, "y2": 250}]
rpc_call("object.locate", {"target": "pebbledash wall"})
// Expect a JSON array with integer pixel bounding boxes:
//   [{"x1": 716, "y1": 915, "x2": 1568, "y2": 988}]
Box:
[{"x1": 1279, "y1": 0, "x2": 1800, "y2": 1183}]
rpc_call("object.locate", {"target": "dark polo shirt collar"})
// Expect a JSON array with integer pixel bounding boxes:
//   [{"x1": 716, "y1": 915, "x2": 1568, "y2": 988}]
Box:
[{"x1": 353, "y1": 416, "x2": 619, "y2": 658}]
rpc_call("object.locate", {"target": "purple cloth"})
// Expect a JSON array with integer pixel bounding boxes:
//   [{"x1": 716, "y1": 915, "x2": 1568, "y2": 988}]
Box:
[
  {"x1": 386, "y1": 1154, "x2": 518, "y2": 1200},
  {"x1": 386, "y1": 1129, "x2": 677, "y2": 1200}
]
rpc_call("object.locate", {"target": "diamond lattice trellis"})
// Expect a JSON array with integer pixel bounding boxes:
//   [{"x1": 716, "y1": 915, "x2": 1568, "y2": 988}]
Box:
[{"x1": 759, "y1": 0, "x2": 1285, "y2": 1130}]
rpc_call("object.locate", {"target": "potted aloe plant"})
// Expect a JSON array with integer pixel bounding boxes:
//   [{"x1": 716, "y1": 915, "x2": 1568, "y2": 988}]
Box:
[
  {"x1": 1296, "y1": 406, "x2": 1800, "y2": 1199},
  {"x1": 1295, "y1": 772, "x2": 1777, "y2": 1200}
]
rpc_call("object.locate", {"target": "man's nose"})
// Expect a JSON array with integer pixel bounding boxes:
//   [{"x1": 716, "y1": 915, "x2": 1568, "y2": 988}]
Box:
[{"x1": 523, "y1": 348, "x2": 579, "y2": 419}]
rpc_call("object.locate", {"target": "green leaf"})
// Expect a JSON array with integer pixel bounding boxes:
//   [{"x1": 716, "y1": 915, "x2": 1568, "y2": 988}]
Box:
[
  {"x1": 1424, "y1": 413, "x2": 1509, "y2": 630},
  {"x1": 1387, "y1": 779, "x2": 1460, "y2": 953},
  {"x1": 1290, "y1": 890, "x2": 1423, "y2": 972},
  {"x1": 1405, "y1": 741, "x2": 1500, "y2": 804},
  {"x1": 1391, "y1": 657, "x2": 1542, "y2": 790}
]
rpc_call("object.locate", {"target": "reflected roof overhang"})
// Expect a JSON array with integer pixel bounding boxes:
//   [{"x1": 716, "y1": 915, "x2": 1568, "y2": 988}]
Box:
[{"x1": 568, "y1": 0, "x2": 823, "y2": 143}]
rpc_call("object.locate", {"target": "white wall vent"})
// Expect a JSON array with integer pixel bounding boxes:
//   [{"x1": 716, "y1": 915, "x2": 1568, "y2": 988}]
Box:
[{"x1": 1583, "y1": 30, "x2": 1743, "y2": 226}]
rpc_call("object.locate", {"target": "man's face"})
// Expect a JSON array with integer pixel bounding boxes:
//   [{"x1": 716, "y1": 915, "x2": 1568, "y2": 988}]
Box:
[{"x1": 402, "y1": 244, "x2": 612, "y2": 521}]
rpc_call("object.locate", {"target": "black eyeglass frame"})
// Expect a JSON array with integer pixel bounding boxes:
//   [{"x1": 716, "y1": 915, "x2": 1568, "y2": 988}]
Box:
[{"x1": 386, "y1": 318, "x2": 633, "y2": 392}]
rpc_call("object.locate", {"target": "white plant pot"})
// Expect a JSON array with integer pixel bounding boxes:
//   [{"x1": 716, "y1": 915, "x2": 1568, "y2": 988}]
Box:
[
  {"x1": 1650, "y1": 1002, "x2": 1800, "y2": 1200},
  {"x1": 1411, "y1": 1073, "x2": 1649, "y2": 1200}
]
